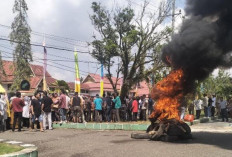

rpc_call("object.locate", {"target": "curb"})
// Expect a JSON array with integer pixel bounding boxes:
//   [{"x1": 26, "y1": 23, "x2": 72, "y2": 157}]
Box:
[
  {"x1": 0, "y1": 139, "x2": 38, "y2": 157},
  {"x1": 53, "y1": 116, "x2": 229, "y2": 131},
  {"x1": 53, "y1": 123, "x2": 150, "y2": 131}
]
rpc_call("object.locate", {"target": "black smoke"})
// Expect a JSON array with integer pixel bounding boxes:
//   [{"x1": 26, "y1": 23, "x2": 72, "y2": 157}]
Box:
[{"x1": 162, "y1": 0, "x2": 232, "y2": 92}]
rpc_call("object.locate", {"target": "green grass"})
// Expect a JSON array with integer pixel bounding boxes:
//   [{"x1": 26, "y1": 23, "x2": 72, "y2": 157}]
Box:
[{"x1": 0, "y1": 143, "x2": 23, "y2": 155}]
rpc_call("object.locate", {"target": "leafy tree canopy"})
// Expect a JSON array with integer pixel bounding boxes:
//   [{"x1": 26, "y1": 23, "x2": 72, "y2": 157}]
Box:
[{"x1": 90, "y1": 1, "x2": 172, "y2": 98}]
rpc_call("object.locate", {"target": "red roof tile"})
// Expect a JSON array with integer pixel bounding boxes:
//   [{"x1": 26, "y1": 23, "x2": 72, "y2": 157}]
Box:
[
  {"x1": 30, "y1": 76, "x2": 42, "y2": 89},
  {"x1": 0, "y1": 60, "x2": 56, "y2": 87},
  {"x1": 66, "y1": 74, "x2": 150, "y2": 96}
]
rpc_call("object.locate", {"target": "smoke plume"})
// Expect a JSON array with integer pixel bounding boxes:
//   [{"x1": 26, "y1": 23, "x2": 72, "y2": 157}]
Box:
[{"x1": 162, "y1": 0, "x2": 232, "y2": 93}]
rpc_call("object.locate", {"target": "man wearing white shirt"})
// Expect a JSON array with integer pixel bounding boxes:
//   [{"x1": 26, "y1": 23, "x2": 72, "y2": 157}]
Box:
[
  {"x1": 193, "y1": 95, "x2": 202, "y2": 119},
  {"x1": 202, "y1": 94, "x2": 209, "y2": 117},
  {"x1": 211, "y1": 95, "x2": 216, "y2": 117},
  {"x1": 219, "y1": 97, "x2": 228, "y2": 122}
]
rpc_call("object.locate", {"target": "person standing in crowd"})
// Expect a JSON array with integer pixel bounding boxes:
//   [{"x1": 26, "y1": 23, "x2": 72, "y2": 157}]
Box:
[
  {"x1": 211, "y1": 95, "x2": 216, "y2": 117},
  {"x1": 106, "y1": 93, "x2": 112, "y2": 122},
  {"x1": 91, "y1": 97, "x2": 95, "y2": 122},
  {"x1": 51, "y1": 93, "x2": 60, "y2": 122},
  {"x1": 102, "y1": 94, "x2": 107, "y2": 122},
  {"x1": 85, "y1": 97, "x2": 92, "y2": 122},
  {"x1": 0, "y1": 95, "x2": 6, "y2": 132},
  {"x1": 138, "y1": 97, "x2": 142, "y2": 120},
  {"x1": 11, "y1": 92, "x2": 25, "y2": 132},
  {"x1": 59, "y1": 89, "x2": 67, "y2": 124},
  {"x1": 71, "y1": 92, "x2": 82, "y2": 123},
  {"x1": 22, "y1": 96, "x2": 30, "y2": 129},
  {"x1": 148, "y1": 95, "x2": 154, "y2": 116},
  {"x1": 94, "y1": 94, "x2": 103, "y2": 122},
  {"x1": 188, "y1": 97, "x2": 194, "y2": 115},
  {"x1": 132, "y1": 97, "x2": 138, "y2": 121},
  {"x1": 41, "y1": 91, "x2": 53, "y2": 130},
  {"x1": 31, "y1": 92, "x2": 44, "y2": 132},
  {"x1": 216, "y1": 97, "x2": 221, "y2": 116},
  {"x1": 111, "y1": 95, "x2": 116, "y2": 122},
  {"x1": 141, "y1": 95, "x2": 147, "y2": 121},
  {"x1": 80, "y1": 96, "x2": 86, "y2": 123},
  {"x1": 227, "y1": 98, "x2": 232, "y2": 118},
  {"x1": 208, "y1": 95, "x2": 213, "y2": 117},
  {"x1": 65, "y1": 92, "x2": 71, "y2": 121},
  {"x1": 219, "y1": 97, "x2": 228, "y2": 122},
  {"x1": 180, "y1": 95, "x2": 187, "y2": 120},
  {"x1": 193, "y1": 95, "x2": 202, "y2": 119},
  {"x1": 127, "y1": 96, "x2": 133, "y2": 121},
  {"x1": 202, "y1": 94, "x2": 209, "y2": 117},
  {"x1": 113, "y1": 93, "x2": 121, "y2": 122}
]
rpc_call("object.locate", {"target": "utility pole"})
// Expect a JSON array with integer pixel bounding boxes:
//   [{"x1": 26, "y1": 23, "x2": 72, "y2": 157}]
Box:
[{"x1": 172, "y1": 0, "x2": 176, "y2": 35}]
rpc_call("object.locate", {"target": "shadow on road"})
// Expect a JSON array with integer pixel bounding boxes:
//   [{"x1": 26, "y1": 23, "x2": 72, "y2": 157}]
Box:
[{"x1": 174, "y1": 132, "x2": 232, "y2": 150}]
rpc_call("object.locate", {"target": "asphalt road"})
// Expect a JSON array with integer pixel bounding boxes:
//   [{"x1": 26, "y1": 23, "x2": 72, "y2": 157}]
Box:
[{"x1": 0, "y1": 122, "x2": 231, "y2": 157}]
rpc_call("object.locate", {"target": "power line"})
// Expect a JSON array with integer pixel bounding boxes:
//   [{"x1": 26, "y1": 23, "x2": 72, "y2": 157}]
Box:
[
  {"x1": 0, "y1": 24, "x2": 89, "y2": 46},
  {"x1": 0, "y1": 37, "x2": 91, "y2": 54},
  {"x1": 0, "y1": 48, "x2": 90, "y2": 74},
  {"x1": 0, "y1": 44, "x2": 99, "y2": 64},
  {"x1": 0, "y1": 34, "x2": 89, "y2": 52},
  {"x1": 0, "y1": 54, "x2": 87, "y2": 76}
]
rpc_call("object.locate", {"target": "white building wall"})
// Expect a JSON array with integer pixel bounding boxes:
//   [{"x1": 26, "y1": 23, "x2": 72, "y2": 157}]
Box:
[{"x1": 89, "y1": 90, "x2": 100, "y2": 97}]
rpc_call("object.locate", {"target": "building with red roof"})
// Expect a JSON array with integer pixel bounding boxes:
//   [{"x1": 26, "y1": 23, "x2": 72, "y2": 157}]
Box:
[
  {"x1": 0, "y1": 60, "x2": 56, "y2": 95},
  {"x1": 68, "y1": 73, "x2": 151, "y2": 97}
]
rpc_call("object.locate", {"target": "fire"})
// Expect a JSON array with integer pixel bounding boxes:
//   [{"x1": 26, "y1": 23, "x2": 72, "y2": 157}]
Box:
[{"x1": 150, "y1": 69, "x2": 184, "y2": 121}]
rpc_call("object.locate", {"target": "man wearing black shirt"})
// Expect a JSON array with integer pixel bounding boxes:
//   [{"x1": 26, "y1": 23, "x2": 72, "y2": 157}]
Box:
[
  {"x1": 31, "y1": 92, "x2": 44, "y2": 132},
  {"x1": 106, "y1": 93, "x2": 112, "y2": 122},
  {"x1": 42, "y1": 91, "x2": 53, "y2": 130}
]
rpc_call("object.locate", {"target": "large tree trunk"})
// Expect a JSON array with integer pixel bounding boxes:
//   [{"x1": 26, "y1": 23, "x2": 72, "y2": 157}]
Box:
[{"x1": 120, "y1": 81, "x2": 130, "y2": 100}]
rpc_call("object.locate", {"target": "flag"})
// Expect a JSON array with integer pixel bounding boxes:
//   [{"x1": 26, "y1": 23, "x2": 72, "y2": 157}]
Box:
[
  {"x1": 43, "y1": 41, "x2": 48, "y2": 91},
  {"x1": 5, "y1": 93, "x2": 11, "y2": 118},
  {"x1": 100, "y1": 63, "x2": 104, "y2": 97},
  {"x1": 74, "y1": 48, "x2": 81, "y2": 93},
  {"x1": 0, "y1": 84, "x2": 5, "y2": 93}
]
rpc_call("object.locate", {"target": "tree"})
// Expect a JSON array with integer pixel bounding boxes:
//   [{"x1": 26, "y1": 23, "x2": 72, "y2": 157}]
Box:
[
  {"x1": 10, "y1": 0, "x2": 32, "y2": 90},
  {"x1": 54, "y1": 80, "x2": 70, "y2": 93},
  {"x1": 0, "y1": 52, "x2": 6, "y2": 82},
  {"x1": 90, "y1": 1, "x2": 172, "y2": 98},
  {"x1": 199, "y1": 69, "x2": 232, "y2": 98}
]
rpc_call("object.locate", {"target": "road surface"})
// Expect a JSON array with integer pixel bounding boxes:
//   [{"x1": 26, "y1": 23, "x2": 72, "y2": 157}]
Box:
[{"x1": 0, "y1": 122, "x2": 231, "y2": 157}]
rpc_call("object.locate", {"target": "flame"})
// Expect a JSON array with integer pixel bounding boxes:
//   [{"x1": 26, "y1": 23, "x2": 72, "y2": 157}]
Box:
[{"x1": 150, "y1": 69, "x2": 184, "y2": 121}]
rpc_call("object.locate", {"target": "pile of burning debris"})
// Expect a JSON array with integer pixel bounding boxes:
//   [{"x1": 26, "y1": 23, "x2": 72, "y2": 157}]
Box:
[
  {"x1": 131, "y1": 117, "x2": 192, "y2": 142},
  {"x1": 131, "y1": 70, "x2": 192, "y2": 142}
]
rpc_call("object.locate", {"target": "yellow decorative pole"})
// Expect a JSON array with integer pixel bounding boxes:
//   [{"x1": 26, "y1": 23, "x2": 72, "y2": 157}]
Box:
[
  {"x1": 43, "y1": 40, "x2": 48, "y2": 91},
  {"x1": 74, "y1": 48, "x2": 81, "y2": 93}
]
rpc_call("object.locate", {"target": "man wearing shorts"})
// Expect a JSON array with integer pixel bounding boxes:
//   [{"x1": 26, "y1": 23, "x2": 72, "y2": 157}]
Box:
[{"x1": 31, "y1": 92, "x2": 44, "y2": 132}]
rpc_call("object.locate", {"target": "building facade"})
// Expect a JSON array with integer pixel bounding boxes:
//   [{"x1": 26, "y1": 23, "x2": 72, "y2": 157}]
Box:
[
  {"x1": 0, "y1": 60, "x2": 56, "y2": 95},
  {"x1": 68, "y1": 73, "x2": 151, "y2": 97}
]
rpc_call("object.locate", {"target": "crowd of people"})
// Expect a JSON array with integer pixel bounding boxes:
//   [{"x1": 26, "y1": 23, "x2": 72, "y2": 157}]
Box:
[
  {"x1": 0, "y1": 90, "x2": 155, "y2": 132},
  {"x1": 188, "y1": 94, "x2": 232, "y2": 122},
  {"x1": 1, "y1": 90, "x2": 231, "y2": 133}
]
